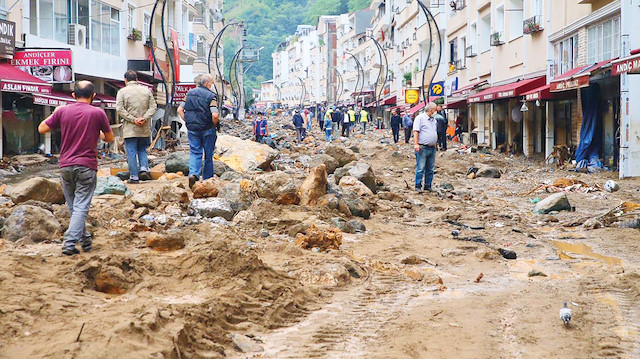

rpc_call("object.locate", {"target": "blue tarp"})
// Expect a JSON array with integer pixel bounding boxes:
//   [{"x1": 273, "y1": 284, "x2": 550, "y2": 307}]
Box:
[{"x1": 575, "y1": 84, "x2": 604, "y2": 172}]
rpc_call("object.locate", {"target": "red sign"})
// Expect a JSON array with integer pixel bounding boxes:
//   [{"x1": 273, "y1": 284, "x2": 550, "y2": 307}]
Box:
[
  {"x1": 10, "y1": 49, "x2": 73, "y2": 83},
  {"x1": 33, "y1": 94, "x2": 73, "y2": 106},
  {"x1": 173, "y1": 83, "x2": 196, "y2": 103},
  {"x1": 525, "y1": 92, "x2": 540, "y2": 101},
  {"x1": 611, "y1": 54, "x2": 640, "y2": 76},
  {"x1": 171, "y1": 29, "x2": 180, "y2": 82},
  {"x1": 1, "y1": 81, "x2": 51, "y2": 94},
  {"x1": 550, "y1": 75, "x2": 589, "y2": 92}
]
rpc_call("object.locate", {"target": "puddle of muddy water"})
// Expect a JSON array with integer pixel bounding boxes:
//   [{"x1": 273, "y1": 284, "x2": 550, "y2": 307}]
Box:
[{"x1": 551, "y1": 240, "x2": 623, "y2": 266}]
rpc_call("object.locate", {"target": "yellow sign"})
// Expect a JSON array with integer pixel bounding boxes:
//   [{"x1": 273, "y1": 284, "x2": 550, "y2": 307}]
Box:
[{"x1": 405, "y1": 89, "x2": 420, "y2": 104}]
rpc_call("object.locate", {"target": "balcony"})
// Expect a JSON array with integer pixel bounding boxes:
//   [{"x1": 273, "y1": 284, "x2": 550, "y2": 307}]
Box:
[
  {"x1": 451, "y1": 0, "x2": 466, "y2": 11},
  {"x1": 454, "y1": 59, "x2": 466, "y2": 70},
  {"x1": 523, "y1": 15, "x2": 543, "y2": 35},
  {"x1": 490, "y1": 31, "x2": 504, "y2": 46},
  {"x1": 465, "y1": 45, "x2": 477, "y2": 58}
]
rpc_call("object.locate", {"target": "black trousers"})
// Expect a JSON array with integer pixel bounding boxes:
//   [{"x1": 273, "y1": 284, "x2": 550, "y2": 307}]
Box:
[
  {"x1": 437, "y1": 132, "x2": 447, "y2": 150},
  {"x1": 392, "y1": 125, "x2": 400, "y2": 143},
  {"x1": 342, "y1": 123, "x2": 350, "y2": 137},
  {"x1": 404, "y1": 128, "x2": 412, "y2": 143}
]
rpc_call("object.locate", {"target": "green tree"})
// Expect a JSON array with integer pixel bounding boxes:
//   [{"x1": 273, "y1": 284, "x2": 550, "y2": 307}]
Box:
[{"x1": 348, "y1": 0, "x2": 371, "y2": 11}]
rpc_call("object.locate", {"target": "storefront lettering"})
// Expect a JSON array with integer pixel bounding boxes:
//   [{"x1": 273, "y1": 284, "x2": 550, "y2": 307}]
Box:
[
  {"x1": 612, "y1": 56, "x2": 640, "y2": 76},
  {"x1": 1, "y1": 82, "x2": 51, "y2": 94},
  {"x1": 550, "y1": 75, "x2": 589, "y2": 92},
  {"x1": 497, "y1": 90, "x2": 514, "y2": 98},
  {"x1": 0, "y1": 19, "x2": 16, "y2": 57},
  {"x1": 525, "y1": 92, "x2": 540, "y2": 101}
]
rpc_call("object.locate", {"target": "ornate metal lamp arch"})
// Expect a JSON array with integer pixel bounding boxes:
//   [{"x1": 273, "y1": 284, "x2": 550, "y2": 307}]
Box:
[
  {"x1": 207, "y1": 22, "x2": 243, "y2": 112},
  {"x1": 345, "y1": 52, "x2": 364, "y2": 106},
  {"x1": 229, "y1": 46, "x2": 245, "y2": 112},
  {"x1": 295, "y1": 76, "x2": 306, "y2": 108},
  {"x1": 361, "y1": 34, "x2": 388, "y2": 118},
  {"x1": 334, "y1": 69, "x2": 344, "y2": 105},
  {"x1": 416, "y1": 0, "x2": 442, "y2": 106}
]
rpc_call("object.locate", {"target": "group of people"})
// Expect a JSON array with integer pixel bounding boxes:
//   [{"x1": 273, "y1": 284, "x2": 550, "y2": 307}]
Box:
[
  {"x1": 320, "y1": 106, "x2": 370, "y2": 142},
  {"x1": 389, "y1": 104, "x2": 449, "y2": 150}
]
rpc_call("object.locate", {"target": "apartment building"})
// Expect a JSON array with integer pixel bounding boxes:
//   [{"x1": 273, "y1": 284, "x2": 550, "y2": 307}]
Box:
[
  {"x1": 445, "y1": 0, "x2": 640, "y2": 177},
  {"x1": 0, "y1": 0, "x2": 224, "y2": 157}
]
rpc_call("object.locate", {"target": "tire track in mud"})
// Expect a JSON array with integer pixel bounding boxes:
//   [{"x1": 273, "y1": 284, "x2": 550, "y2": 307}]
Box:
[{"x1": 259, "y1": 271, "x2": 418, "y2": 358}]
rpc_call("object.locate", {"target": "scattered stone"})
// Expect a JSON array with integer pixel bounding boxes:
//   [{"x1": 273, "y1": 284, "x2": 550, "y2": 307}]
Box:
[
  {"x1": 295, "y1": 224, "x2": 342, "y2": 251},
  {"x1": 233, "y1": 210, "x2": 257, "y2": 225},
  {"x1": 441, "y1": 248, "x2": 467, "y2": 257},
  {"x1": 401, "y1": 255, "x2": 424, "y2": 265},
  {"x1": 132, "y1": 207, "x2": 149, "y2": 220},
  {"x1": 348, "y1": 219, "x2": 366, "y2": 233},
  {"x1": 347, "y1": 162, "x2": 378, "y2": 193},
  {"x1": 343, "y1": 198, "x2": 371, "y2": 219},
  {"x1": 377, "y1": 191, "x2": 403, "y2": 202},
  {"x1": 308, "y1": 154, "x2": 339, "y2": 174},
  {"x1": 3, "y1": 205, "x2": 61, "y2": 242},
  {"x1": 9, "y1": 177, "x2": 65, "y2": 204},
  {"x1": 534, "y1": 193, "x2": 572, "y2": 214},
  {"x1": 192, "y1": 179, "x2": 220, "y2": 199},
  {"x1": 159, "y1": 184, "x2": 190, "y2": 204},
  {"x1": 219, "y1": 183, "x2": 254, "y2": 212},
  {"x1": 145, "y1": 232, "x2": 186, "y2": 251},
  {"x1": 475, "y1": 166, "x2": 501, "y2": 178},
  {"x1": 230, "y1": 333, "x2": 264, "y2": 353},
  {"x1": 474, "y1": 247, "x2": 499, "y2": 260},
  {"x1": 325, "y1": 144, "x2": 357, "y2": 166},
  {"x1": 334, "y1": 162, "x2": 357, "y2": 183},
  {"x1": 256, "y1": 171, "x2": 294, "y2": 199},
  {"x1": 440, "y1": 182, "x2": 455, "y2": 191},
  {"x1": 189, "y1": 198, "x2": 235, "y2": 220},
  {"x1": 157, "y1": 173, "x2": 183, "y2": 181},
  {"x1": 131, "y1": 189, "x2": 161, "y2": 209},
  {"x1": 339, "y1": 176, "x2": 374, "y2": 196},
  {"x1": 298, "y1": 164, "x2": 328, "y2": 206},
  {"x1": 213, "y1": 160, "x2": 232, "y2": 177},
  {"x1": 527, "y1": 270, "x2": 548, "y2": 277},
  {"x1": 604, "y1": 180, "x2": 619, "y2": 193},
  {"x1": 210, "y1": 217, "x2": 230, "y2": 226},
  {"x1": 216, "y1": 134, "x2": 279, "y2": 172},
  {"x1": 498, "y1": 248, "x2": 517, "y2": 260},
  {"x1": 165, "y1": 152, "x2": 190, "y2": 174},
  {"x1": 95, "y1": 176, "x2": 130, "y2": 196},
  {"x1": 275, "y1": 183, "x2": 301, "y2": 205},
  {"x1": 260, "y1": 230, "x2": 270, "y2": 238}
]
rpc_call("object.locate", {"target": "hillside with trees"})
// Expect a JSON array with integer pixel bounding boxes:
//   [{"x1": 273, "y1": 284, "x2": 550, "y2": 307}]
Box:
[{"x1": 223, "y1": 0, "x2": 372, "y2": 97}]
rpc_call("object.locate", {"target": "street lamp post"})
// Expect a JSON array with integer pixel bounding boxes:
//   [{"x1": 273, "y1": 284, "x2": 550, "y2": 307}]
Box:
[
  {"x1": 334, "y1": 69, "x2": 344, "y2": 104},
  {"x1": 345, "y1": 52, "x2": 365, "y2": 107},
  {"x1": 360, "y1": 34, "x2": 388, "y2": 122},
  {"x1": 230, "y1": 46, "x2": 245, "y2": 118},
  {"x1": 296, "y1": 76, "x2": 306, "y2": 108},
  {"x1": 415, "y1": 0, "x2": 442, "y2": 105},
  {"x1": 207, "y1": 22, "x2": 243, "y2": 114}
]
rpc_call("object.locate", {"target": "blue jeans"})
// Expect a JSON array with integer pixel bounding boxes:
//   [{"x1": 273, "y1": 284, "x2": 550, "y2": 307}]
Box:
[
  {"x1": 60, "y1": 166, "x2": 97, "y2": 251},
  {"x1": 124, "y1": 137, "x2": 150, "y2": 180},
  {"x1": 415, "y1": 145, "x2": 436, "y2": 190},
  {"x1": 325, "y1": 129, "x2": 332, "y2": 142},
  {"x1": 362, "y1": 122, "x2": 367, "y2": 134},
  {"x1": 188, "y1": 127, "x2": 217, "y2": 180}
]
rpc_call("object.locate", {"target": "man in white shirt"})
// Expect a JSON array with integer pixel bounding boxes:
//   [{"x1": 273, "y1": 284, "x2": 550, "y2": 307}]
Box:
[{"x1": 413, "y1": 102, "x2": 438, "y2": 192}]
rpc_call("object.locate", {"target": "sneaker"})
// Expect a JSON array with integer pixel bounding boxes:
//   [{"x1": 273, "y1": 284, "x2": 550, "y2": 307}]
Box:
[
  {"x1": 189, "y1": 175, "x2": 199, "y2": 189},
  {"x1": 62, "y1": 247, "x2": 80, "y2": 256},
  {"x1": 80, "y1": 234, "x2": 93, "y2": 252},
  {"x1": 127, "y1": 179, "x2": 140, "y2": 184},
  {"x1": 415, "y1": 188, "x2": 424, "y2": 194},
  {"x1": 139, "y1": 171, "x2": 152, "y2": 181}
]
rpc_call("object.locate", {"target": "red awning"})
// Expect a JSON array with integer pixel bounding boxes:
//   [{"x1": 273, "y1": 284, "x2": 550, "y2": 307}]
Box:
[
  {"x1": 445, "y1": 98, "x2": 467, "y2": 109},
  {"x1": 550, "y1": 58, "x2": 616, "y2": 92},
  {"x1": 451, "y1": 80, "x2": 488, "y2": 97},
  {"x1": 95, "y1": 94, "x2": 117, "y2": 109},
  {"x1": 386, "y1": 104, "x2": 411, "y2": 112},
  {"x1": 366, "y1": 95, "x2": 397, "y2": 107},
  {"x1": 468, "y1": 76, "x2": 546, "y2": 103},
  {"x1": 611, "y1": 52, "x2": 640, "y2": 76},
  {"x1": 0, "y1": 64, "x2": 52, "y2": 94},
  {"x1": 33, "y1": 92, "x2": 102, "y2": 107},
  {"x1": 522, "y1": 84, "x2": 552, "y2": 101},
  {"x1": 408, "y1": 101, "x2": 426, "y2": 115}
]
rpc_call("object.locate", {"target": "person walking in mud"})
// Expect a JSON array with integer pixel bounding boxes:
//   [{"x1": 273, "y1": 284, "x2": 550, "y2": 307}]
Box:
[
  {"x1": 38, "y1": 80, "x2": 114, "y2": 255},
  {"x1": 116, "y1": 70, "x2": 157, "y2": 184},
  {"x1": 177, "y1": 74, "x2": 219, "y2": 189},
  {"x1": 254, "y1": 112, "x2": 269, "y2": 142},
  {"x1": 390, "y1": 109, "x2": 402, "y2": 144},
  {"x1": 435, "y1": 104, "x2": 448, "y2": 151},
  {"x1": 413, "y1": 102, "x2": 438, "y2": 193},
  {"x1": 324, "y1": 110, "x2": 334, "y2": 142},
  {"x1": 359, "y1": 107, "x2": 369, "y2": 134},
  {"x1": 292, "y1": 109, "x2": 304, "y2": 143},
  {"x1": 402, "y1": 110, "x2": 413, "y2": 144}
]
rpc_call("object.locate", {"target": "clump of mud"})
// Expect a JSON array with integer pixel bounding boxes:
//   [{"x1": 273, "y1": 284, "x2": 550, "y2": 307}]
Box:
[{"x1": 295, "y1": 225, "x2": 342, "y2": 250}]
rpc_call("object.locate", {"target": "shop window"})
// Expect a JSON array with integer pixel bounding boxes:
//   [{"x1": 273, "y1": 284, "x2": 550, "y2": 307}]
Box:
[
  {"x1": 554, "y1": 35, "x2": 578, "y2": 77},
  {"x1": 587, "y1": 16, "x2": 620, "y2": 64},
  {"x1": 143, "y1": 13, "x2": 150, "y2": 41},
  {"x1": 127, "y1": 4, "x2": 136, "y2": 32}
]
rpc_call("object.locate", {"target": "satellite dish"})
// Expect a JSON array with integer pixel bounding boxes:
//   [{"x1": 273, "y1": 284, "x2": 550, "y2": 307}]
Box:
[{"x1": 213, "y1": 10, "x2": 224, "y2": 23}]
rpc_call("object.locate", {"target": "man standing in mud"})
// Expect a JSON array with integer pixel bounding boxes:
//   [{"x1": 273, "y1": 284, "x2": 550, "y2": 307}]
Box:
[
  {"x1": 413, "y1": 102, "x2": 438, "y2": 193},
  {"x1": 38, "y1": 80, "x2": 114, "y2": 255},
  {"x1": 177, "y1": 74, "x2": 219, "y2": 189}
]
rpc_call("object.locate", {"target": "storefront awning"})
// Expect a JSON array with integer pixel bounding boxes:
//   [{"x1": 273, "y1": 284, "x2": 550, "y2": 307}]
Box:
[
  {"x1": 33, "y1": 92, "x2": 102, "y2": 107},
  {"x1": 522, "y1": 84, "x2": 552, "y2": 101},
  {"x1": 445, "y1": 98, "x2": 467, "y2": 109},
  {"x1": 550, "y1": 59, "x2": 616, "y2": 92},
  {"x1": 95, "y1": 94, "x2": 117, "y2": 109},
  {"x1": 366, "y1": 95, "x2": 396, "y2": 107},
  {"x1": 468, "y1": 76, "x2": 546, "y2": 103},
  {"x1": 0, "y1": 64, "x2": 52, "y2": 94},
  {"x1": 611, "y1": 51, "x2": 640, "y2": 76},
  {"x1": 407, "y1": 96, "x2": 442, "y2": 115},
  {"x1": 386, "y1": 104, "x2": 411, "y2": 113},
  {"x1": 451, "y1": 80, "x2": 488, "y2": 98}
]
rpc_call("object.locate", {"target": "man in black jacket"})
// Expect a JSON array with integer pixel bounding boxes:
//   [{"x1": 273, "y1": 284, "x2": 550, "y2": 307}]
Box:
[
  {"x1": 435, "y1": 104, "x2": 448, "y2": 150},
  {"x1": 390, "y1": 109, "x2": 402, "y2": 143}
]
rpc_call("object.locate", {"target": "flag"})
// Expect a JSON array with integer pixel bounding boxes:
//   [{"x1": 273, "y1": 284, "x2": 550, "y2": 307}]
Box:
[{"x1": 381, "y1": 30, "x2": 385, "y2": 42}]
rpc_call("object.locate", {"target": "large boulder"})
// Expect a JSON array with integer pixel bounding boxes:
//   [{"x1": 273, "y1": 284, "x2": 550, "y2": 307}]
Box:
[
  {"x1": 255, "y1": 171, "x2": 293, "y2": 199},
  {"x1": 192, "y1": 179, "x2": 220, "y2": 199},
  {"x1": 308, "y1": 154, "x2": 339, "y2": 174},
  {"x1": 216, "y1": 134, "x2": 279, "y2": 172},
  {"x1": 158, "y1": 184, "x2": 190, "y2": 204},
  {"x1": 334, "y1": 162, "x2": 357, "y2": 183},
  {"x1": 339, "y1": 176, "x2": 374, "y2": 196},
  {"x1": 218, "y1": 183, "x2": 254, "y2": 212},
  {"x1": 188, "y1": 198, "x2": 235, "y2": 220},
  {"x1": 347, "y1": 162, "x2": 377, "y2": 193},
  {"x1": 3, "y1": 205, "x2": 61, "y2": 242},
  {"x1": 325, "y1": 144, "x2": 357, "y2": 167},
  {"x1": 9, "y1": 177, "x2": 64, "y2": 204},
  {"x1": 213, "y1": 160, "x2": 233, "y2": 177},
  {"x1": 298, "y1": 164, "x2": 328, "y2": 206},
  {"x1": 343, "y1": 198, "x2": 371, "y2": 219},
  {"x1": 94, "y1": 176, "x2": 130, "y2": 196},
  {"x1": 275, "y1": 183, "x2": 301, "y2": 205},
  {"x1": 475, "y1": 166, "x2": 502, "y2": 179},
  {"x1": 165, "y1": 152, "x2": 190, "y2": 174},
  {"x1": 534, "y1": 193, "x2": 572, "y2": 214},
  {"x1": 131, "y1": 189, "x2": 161, "y2": 209}
]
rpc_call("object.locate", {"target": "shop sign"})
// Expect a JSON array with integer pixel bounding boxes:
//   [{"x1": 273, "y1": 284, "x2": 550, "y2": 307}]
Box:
[
  {"x1": 10, "y1": 49, "x2": 73, "y2": 83},
  {"x1": 33, "y1": 94, "x2": 73, "y2": 107},
  {"x1": 611, "y1": 54, "x2": 640, "y2": 76},
  {"x1": 173, "y1": 83, "x2": 197, "y2": 103},
  {"x1": 405, "y1": 89, "x2": 419, "y2": 104},
  {"x1": 102, "y1": 101, "x2": 117, "y2": 109},
  {"x1": 550, "y1": 75, "x2": 589, "y2": 92},
  {"x1": 497, "y1": 90, "x2": 515, "y2": 99},
  {"x1": 429, "y1": 81, "x2": 445, "y2": 97},
  {"x1": 468, "y1": 96, "x2": 480, "y2": 103},
  {"x1": 525, "y1": 92, "x2": 540, "y2": 101},
  {"x1": 0, "y1": 19, "x2": 16, "y2": 58},
  {"x1": 0, "y1": 81, "x2": 51, "y2": 94}
]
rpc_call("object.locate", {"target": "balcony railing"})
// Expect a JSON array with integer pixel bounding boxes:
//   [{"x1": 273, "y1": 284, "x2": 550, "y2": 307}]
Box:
[
  {"x1": 454, "y1": 59, "x2": 466, "y2": 70},
  {"x1": 451, "y1": 0, "x2": 466, "y2": 11},
  {"x1": 523, "y1": 15, "x2": 543, "y2": 35},
  {"x1": 465, "y1": 45, "x2": 476, "y2": 58},
  {"x1": 490, "y1": 31, "x2": 504, "y2": 46}
]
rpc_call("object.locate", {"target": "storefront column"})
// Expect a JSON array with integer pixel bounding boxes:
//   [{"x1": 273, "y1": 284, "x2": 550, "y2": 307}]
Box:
[
  {"x1": 545, "y1": 101, "x2": 555, "y2": 163},
  {"x1": 490, "y1": 103, "x2": 496, "y2": 149},
  {"x1": 477, "y1": 104, "x2": 485, "y2": 144},
  {"x1": 522, "y1": 110, "x2": 531, "y2": 158},
  {"x1": 0, "y1": 91, "x2": 3, "y2": 159},
  {"x1": 43, "y1": 107, "x2": 52, "y2": 155},
  {"x1": 619, "y1": 0, "x2": 640, "y2": 178}
]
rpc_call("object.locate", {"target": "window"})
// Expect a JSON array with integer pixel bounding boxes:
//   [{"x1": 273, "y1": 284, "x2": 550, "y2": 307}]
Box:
[
  {"x1": 495, "y1": 6, "x2": 505, "y2": 34},
  {"x1": 470, "y1": 22, "x2": 477, "y2": 50},
  {"x1": 479, "y1": 14, "x2": 490, "y2": 53},
  {"x1": 39, "y1": 0, "x2": 54, "y2": 40},
  {"x1": 450, "y1": 38, "x2": 458, "y2": 64},
  {"x1": 143, "y1": 13, "x2": 150, "y2": 40},
  {"x1": 587, "y1": 17, "x2": 621, "y2": 64},
  {"x1": 0, "y1": 0, "x2": 6, "y2": 19},
  {"x1": 89, "y1": 0, "x2": 120, "y2": 55},
  {"x1": 554, "y1": 35, "x2": 578, "y2": 76},
  {"x1": 531, "y1": 0, "x2": 543, "y2": 20},
  {"x1": 127, "y1": 4, "x2": 136, "y2": 31},
  {"x1": 508, "y1": 0, "x2": 523, "y2": 41},
  {"x1": 460, "y1": 36, "x2": 466, "y2": 67}
]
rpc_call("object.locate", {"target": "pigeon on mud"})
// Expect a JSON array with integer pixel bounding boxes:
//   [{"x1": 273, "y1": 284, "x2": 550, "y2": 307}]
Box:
[{"x1": 560, "y1": 302, "x2": 572, "y2": 326}]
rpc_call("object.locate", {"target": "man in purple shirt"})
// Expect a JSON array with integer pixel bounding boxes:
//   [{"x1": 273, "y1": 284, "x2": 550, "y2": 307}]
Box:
[{"x1": 38, "y1": 80, "x2": 114, "y2": 256}]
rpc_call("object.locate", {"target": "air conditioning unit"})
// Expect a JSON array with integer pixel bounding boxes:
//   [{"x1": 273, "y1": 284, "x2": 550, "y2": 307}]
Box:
[{"x1": 68, "y1": 23, "x2": 87, "y2": 47}]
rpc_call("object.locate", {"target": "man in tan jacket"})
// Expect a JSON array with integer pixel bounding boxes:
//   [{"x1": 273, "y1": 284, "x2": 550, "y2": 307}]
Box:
[{"x1": 116, "y1": 70, "x2": 157, "y2": 183}]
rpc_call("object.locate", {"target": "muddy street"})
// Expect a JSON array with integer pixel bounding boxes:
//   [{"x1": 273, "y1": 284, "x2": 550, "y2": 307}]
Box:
[{"x1": 0, "y1": 115, "x2": 639, "y2": 359}]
